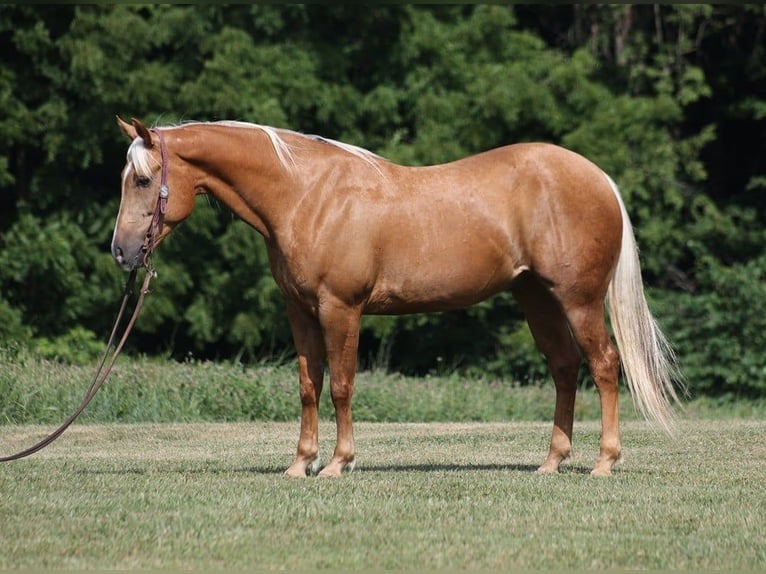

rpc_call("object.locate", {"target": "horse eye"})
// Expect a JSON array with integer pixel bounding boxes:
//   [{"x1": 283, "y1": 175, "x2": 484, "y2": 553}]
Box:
[{"x1": 135, "y1": 176, "x2": 152, "y2": 188}]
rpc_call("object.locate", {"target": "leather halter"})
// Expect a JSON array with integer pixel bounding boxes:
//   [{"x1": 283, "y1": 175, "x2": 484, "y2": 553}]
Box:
[{"x1": 142, "y1": 129, "x2": 170, "y2": 267}]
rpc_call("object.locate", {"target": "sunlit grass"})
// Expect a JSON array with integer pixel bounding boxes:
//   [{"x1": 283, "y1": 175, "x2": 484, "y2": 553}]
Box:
[{"x1": 1, "y1": 420, "x2": 764, "y2": 569}]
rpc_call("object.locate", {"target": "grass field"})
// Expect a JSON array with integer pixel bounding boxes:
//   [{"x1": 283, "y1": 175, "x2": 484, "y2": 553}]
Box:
[{"x1": 1, "y1": 419, "x2": 764, "y2": 569}]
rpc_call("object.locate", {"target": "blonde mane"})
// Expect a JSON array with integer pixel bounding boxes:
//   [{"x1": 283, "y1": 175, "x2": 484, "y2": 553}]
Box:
[{"x1": 126, "y1": 121, "x2": 384, "y2": 176}]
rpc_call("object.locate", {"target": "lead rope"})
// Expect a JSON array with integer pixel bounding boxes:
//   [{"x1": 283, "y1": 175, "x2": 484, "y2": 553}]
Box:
[
  {"x1": 0, "y1": 129, "x2": 169, "y2": 462},
  {"x1": 0, "y1": 268, "x2": 155, "y2": 461}
]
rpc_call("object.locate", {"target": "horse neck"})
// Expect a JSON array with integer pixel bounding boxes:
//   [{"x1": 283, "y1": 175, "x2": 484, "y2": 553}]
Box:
[{"x1": 176, "y1": 124, "x2": 299, "y2": 240}]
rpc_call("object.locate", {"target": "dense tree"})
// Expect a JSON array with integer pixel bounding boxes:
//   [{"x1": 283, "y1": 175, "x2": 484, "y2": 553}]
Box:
[{"x1": 0, "y1": 5, "x2": 764, "y2": 397}]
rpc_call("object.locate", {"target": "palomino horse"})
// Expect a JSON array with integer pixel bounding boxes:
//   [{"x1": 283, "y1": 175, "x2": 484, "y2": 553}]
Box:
[{"x1": 112, "y1": 117, "x2": 681, "y2": 477}]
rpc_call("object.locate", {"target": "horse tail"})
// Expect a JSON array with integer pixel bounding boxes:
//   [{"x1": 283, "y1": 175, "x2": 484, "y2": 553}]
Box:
[{"x1": 603, "y1": 173, "x2": 684, "y2": 434}]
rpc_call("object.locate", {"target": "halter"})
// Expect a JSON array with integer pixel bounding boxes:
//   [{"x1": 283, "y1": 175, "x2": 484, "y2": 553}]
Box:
[{"x1": 142, "y1": 129, "x2": 170, "y2": 267}]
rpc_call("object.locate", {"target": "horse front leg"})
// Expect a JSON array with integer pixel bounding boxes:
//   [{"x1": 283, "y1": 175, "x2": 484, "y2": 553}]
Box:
[
  {"x1": 316, "y1": 299, "x2": 362, "y2": 478},
  {"x1": 285, "y1": 303, "x2": 326, "y2": 477}
]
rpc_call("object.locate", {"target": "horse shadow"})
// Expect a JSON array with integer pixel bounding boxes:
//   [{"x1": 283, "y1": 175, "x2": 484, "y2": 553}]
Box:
[{"x1": 76, "y1": 461, "x2": 593, "y2": 476}]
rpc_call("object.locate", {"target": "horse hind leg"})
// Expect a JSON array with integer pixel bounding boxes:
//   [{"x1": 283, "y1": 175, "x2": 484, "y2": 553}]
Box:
[
  {"x1": 512, "y1": 275, "x2": 582, "y2": 474},
  {"x1": 565, "y1": 303, "x2": 623, "y2": 476}
]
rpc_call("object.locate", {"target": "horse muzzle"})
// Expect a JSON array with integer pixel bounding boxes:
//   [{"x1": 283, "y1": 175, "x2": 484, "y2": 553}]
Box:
[{"x1": 111, "y1": 240, "x2": 145, "y2": 271}]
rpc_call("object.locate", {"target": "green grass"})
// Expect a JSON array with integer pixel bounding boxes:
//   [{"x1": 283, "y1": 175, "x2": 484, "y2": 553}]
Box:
[
  {"x1": 2, "y1": 353, "x2": 765, "y2": 425},
  {"x1": 0, "y1": 353, "x2": 606, "y2": 424},
  {"x1": 1, "y1": 419, "x2": 764, "y2": 569}
]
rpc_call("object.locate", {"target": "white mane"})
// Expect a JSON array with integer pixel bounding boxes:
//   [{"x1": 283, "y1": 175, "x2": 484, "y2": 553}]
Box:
[
  {"x1": 216, "y1": 121, "x2": 298, "y2": 169},
  {"x1": 300, "y1": 132, "x2": 385, "y2": 173},
  {"x1": 126, "y1": 121, "x2": 384, "y2": 176}
]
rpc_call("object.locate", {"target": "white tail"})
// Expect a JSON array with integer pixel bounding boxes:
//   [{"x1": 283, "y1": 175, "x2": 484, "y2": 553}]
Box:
[{"x1": 604, "y1": 174, "x2": 684, "y2": 434}]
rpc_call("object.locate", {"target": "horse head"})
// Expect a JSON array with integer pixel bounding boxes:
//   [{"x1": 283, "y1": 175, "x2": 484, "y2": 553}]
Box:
[{"x1": 111, "y1": 116, "x2": 195, "y2": 270}]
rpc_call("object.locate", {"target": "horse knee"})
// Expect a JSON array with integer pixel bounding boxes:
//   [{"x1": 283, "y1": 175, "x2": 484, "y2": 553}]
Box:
[
  {"x1": 330, "y1": 378, "x2": 354, "y2": 406},
  {"x1": 299, "y1": 379, "x2": 322, "y2": 406}
]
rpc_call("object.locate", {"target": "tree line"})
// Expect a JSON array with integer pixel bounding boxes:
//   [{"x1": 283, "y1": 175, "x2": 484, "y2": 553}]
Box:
[{"x1": 0, "y1": 5, "x2": 764, "y2": 397}]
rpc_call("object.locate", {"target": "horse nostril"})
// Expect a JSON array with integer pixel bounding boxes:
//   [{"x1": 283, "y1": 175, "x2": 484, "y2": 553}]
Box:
[{"x1": 114, "y1": 246, "x2": 124, "y2": 262}]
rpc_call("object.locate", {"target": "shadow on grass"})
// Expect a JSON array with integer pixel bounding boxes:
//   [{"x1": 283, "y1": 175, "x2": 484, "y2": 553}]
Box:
[
  {"x1": 357, "y1": 462, "x2": 541, "y2": 473},
  {"x1": 74, "y1": 461, "x2": 593, "y2": 476},
  {"x1": 356, "y1": 462, "x2": 593, "y2": 475}
]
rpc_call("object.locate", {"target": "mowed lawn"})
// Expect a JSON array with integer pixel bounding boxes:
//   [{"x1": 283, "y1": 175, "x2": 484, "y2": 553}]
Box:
[{"x1": 0, "y1": 419, "x2": 764, "y2": 569}]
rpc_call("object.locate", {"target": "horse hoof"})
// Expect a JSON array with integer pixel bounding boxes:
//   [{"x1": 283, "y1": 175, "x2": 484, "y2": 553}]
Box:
[
  {"x1": 317, "y1": 458, "x2": 355, "y2": 478},
  {"x1": 536, "y1": 459, "x2": 561, "y2": 474},
  {"x1": 591, "y1": 453, "x2": 621, "y2": 477},
  {"x1": 284, "y1": 466, "x2": 307, "y2": 478},
  {"x1": 284, "y1": 456, "x2": 321, "y2": 478}
]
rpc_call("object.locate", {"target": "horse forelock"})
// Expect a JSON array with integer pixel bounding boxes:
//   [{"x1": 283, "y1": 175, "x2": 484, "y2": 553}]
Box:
[{"x1": 126, "y1": 137, "x2": 159, "y2": 178}]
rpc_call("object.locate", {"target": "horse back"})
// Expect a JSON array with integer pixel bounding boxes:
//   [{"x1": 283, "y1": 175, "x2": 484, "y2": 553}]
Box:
[{"x1": 359, "y1": 143, "x2": 622, "y2": 312}]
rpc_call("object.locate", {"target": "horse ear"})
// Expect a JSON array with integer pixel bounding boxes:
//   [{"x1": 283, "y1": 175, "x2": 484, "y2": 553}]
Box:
[
  {"x1": 131, "y1": 117, "x2": 154, "y2": 149},
  {"x1": 116, "y1": 115, "x2": 137, "y2": 140}
]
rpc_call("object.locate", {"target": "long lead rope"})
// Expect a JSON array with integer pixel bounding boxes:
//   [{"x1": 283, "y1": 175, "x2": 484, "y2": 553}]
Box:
[{"x1": 0, "y1": 267, "x2": 154, "y2": 461}]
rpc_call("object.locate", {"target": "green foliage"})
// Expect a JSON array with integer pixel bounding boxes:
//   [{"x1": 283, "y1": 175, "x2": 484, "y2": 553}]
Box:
[
  {"x1": 481, "y1": 322, "x2": 549, "y2": 384},
  {"x1": 0, "y1": 211, "x2": 121, "y2": 340},
  {"x1": 0, "y1": 5, "x2": 764, "y2": 397},
  {"x1": 0, "y1": 298, "x2": 31, "y2": 344},
  {"x1": 653, "y1": 254, "x2": 766, "y2": 398},
  {"x1": 33, "y1": 326, "x2": 103, "y2": 365}
]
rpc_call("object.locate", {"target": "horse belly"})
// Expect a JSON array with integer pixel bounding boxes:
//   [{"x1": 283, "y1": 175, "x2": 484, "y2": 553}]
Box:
[{"x1": 365, "y1": 245, "x2": 522, "y2": 314}]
